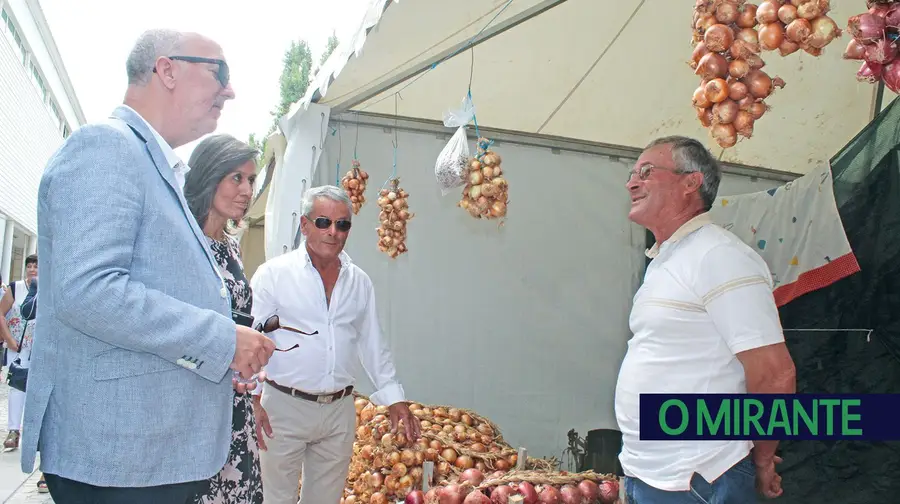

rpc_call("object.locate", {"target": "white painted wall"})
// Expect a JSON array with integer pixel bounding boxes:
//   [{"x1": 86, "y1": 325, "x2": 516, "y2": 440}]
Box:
[
  {"x1": 0, "y1": 18, "x2": 64, "y2": 233},
  {"x1": 301, "y1": 120, "x2": 790, "y2": 461},
  {"x1": 3, "y1": 0, "x2": 81, "y2": 130}
]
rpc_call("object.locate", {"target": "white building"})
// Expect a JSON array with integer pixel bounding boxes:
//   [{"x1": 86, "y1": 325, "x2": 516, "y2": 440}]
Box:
[{"x1": 0, "y1": 0, "x2": 84, "y2": 283}]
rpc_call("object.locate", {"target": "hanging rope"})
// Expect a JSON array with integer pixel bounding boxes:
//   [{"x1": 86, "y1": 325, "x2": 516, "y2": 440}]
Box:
[
  {"x1": 383, "y1": 94, "x2": 401, "y2": 190},
  {"x1": 357, "y1": 0, "x2": 516, "y2": 112},
  {"x1": 334, "y1": 123, "x2": 343, "y2": 185},
  {"x1": 353, "y1": 111, "x2": 361, "y2": 161}
]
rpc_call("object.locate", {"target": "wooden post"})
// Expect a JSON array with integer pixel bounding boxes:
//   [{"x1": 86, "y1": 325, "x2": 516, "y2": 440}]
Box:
[
  {"x1": 516, "y1": 447, "x2": 527, "y2": 470},
  {"x1": 422, "y1": 461, "x2": 434, "y2": 492}
]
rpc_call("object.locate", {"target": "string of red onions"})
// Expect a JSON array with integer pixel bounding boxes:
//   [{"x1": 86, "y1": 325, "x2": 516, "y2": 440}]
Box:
[{"x1": 845, "y1": 2, "x2": 900, "y2": 92}]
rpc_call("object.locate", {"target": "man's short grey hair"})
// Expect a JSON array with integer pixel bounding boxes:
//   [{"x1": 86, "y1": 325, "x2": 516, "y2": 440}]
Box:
[
  {"x1": 185, "y1": 134, "x2": 258, "y2": 234},
  {"x1": 646, "y1": 135, "x2": 721, "y2": 211},
  {"x1": 301, "y1": 185, "x2": 352, "y2": 218},
  {"x1": 126, "y1": 29, "x2": 185, "y2": 85}
]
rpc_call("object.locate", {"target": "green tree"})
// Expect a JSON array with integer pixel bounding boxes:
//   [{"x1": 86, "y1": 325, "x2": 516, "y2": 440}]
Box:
[
  {"x1": 273, "y1": 40, "x2": 314, "y2": 123},
  {"x1": 249, "y1": 35, "x2": 341, "y2": 168},
  {"x1": 320, "y1": 32, "x2": 339, "y2": 66}
]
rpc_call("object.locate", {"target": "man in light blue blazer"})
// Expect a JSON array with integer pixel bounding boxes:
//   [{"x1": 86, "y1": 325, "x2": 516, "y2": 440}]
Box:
[{"x1": 21, "y1": 29, "x2": 276, "y2": 504}]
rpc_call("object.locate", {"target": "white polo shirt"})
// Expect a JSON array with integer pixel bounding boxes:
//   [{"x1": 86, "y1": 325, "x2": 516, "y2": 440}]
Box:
[{"x1": 614, "y1": 213, "x2": 785, "y2": 491}]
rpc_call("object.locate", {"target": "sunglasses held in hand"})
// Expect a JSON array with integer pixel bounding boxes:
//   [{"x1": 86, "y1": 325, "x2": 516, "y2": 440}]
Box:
[{"x1": 255, "y1": 314, "x2": 317, "y2": 353}]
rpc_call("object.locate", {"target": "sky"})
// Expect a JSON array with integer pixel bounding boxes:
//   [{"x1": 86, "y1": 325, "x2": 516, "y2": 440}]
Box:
[{"x1": 39, "y1": 0, "x2": 371, "y2": 159}]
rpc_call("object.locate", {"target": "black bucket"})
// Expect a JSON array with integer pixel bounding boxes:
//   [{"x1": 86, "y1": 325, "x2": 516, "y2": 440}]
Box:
[{"x1": 580, "y1": 429, "x2": 623, "y2": 476}]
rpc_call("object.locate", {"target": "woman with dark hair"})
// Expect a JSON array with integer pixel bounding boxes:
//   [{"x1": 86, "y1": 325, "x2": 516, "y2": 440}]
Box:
[{"x1": 184, "y1": 134, "x2": 262, "y2": 504}]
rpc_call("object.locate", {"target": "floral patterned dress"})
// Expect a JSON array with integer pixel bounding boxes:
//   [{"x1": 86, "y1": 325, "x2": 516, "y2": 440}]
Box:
[{"x1": 192, "y1": 235, "x2": 263, "y2": 504}]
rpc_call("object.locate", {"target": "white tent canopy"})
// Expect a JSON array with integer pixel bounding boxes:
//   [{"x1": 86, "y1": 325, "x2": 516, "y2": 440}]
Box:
[{"x1": 292, "y1": 0, "x2": 895, "y2": 176}]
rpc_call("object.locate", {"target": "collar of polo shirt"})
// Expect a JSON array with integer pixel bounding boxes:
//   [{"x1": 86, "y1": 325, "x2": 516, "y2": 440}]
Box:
[{"x1": 645, "y1": 212, "x2": 713, "y2": 259}]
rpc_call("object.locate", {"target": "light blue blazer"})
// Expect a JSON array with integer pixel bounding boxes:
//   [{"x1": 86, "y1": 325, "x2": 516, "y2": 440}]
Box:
[{"x1": 21, "y1": 105, "x2": 238, "y2": 487}]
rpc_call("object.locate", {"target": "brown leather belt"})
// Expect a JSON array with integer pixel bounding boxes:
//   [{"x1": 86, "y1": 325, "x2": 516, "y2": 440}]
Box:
[{"x1": 266, "y1": 379, "x2": 353, "y2": 404}]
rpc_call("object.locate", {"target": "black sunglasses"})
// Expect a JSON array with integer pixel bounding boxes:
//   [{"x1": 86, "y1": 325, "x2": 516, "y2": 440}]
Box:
[
  {"x1": 314, "y1": 217, "x2": 352, "y2": 232},
  {"x1": 256, "y1": 314, "x2": 318, "y2": 342},
  {"x1": 153, "y1": 55, "x2": 230, "y2": 87}
]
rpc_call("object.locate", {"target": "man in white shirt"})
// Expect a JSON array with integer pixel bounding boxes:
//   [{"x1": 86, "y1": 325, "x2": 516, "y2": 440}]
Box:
[
  {"x1": 250, "y1": 185, "x2": 421, "y2": 504},
  {"x1": 615, "y1": 136, "x2": 796, "y2": 503}
]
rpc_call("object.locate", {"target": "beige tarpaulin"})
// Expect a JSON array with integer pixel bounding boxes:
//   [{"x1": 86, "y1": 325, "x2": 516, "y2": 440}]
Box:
[{"x1": 292, "y1": 0, "x2": 896, "y2": 176}]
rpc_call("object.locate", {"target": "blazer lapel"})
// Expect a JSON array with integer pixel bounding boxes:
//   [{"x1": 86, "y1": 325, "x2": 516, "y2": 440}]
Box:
[{"x1": 109, "y1": 106, "x2": 220, "y2": 276}]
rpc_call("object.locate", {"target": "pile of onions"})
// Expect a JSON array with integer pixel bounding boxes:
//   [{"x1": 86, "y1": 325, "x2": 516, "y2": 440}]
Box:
[
  {"x1": 843, "y1": 2, "x2": 900, "y2": 93},
  {"x1": 376, "y1": 179, "x2": 414, "y2": 259},
  {"x1": 690, "y1": 0, "x2": 838, "y2": 148},
  {"x1": 458, "y1": 138, "x2": 508, "y2": 221},
  {"x1": 339, "y1": 397, "x2": 523, "y2": 504},
  {"x1": 341, "y1": 160, "x2": 370, "y2": 215}
]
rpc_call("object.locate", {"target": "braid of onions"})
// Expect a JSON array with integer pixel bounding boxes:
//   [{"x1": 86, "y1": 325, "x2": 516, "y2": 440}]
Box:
[{"x1": 690, "y1": 0, "x2": 839, "y2": 148}]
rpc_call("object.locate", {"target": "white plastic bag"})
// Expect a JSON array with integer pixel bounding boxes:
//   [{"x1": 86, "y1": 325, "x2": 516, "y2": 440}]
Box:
[{"x1": 435, "y1": 95, "x2": 477, "y2": 195}]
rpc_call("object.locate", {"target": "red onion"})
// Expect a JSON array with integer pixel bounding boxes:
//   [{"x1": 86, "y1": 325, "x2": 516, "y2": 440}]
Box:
[
  {"x1": 865, "y1": 38, "x2": 898, "y2": 65},
  {"x1": 577, "y1": 480, "x2": 600, "y2": 502},
  {"x1": 441, "y1": 485, "x2": 467, "y2": 504},
  {"x1": 887, "y1": 5, "x2": 900, "y2": 29},
  {"x1": 848, "y1": 13, "x2": 885, "y2": 44},
  {"x1": 843, "y1": 38, "x2": 868, "y2": 60},
  {"x1": 516, "y1": 482, "x2": 539, "y2": 504},
  {"x1": 538, "y1": 485, "x2": 561, "y2": 504},
  {"x1": 460, "y1": 469, "x2": 486, "y2": 487},
  {"x1": 490, "y1": 485, "x2": 513, "y2": 504},
  {"x1": 598, "y1": 480, "x2": 619, "y2": 504},
  {"x1": 857, "y1": 61, "x2": 884, "y2": 83},
  {"x1": 463, "y1": 491, "x2": 491, "y2": 504},
  {"x1": 559, "y1": 485, "x2": 583, "y2": 504},
  {"x1": 884, "y1": 61, "x2": 900, "y2": 93},
  {"x1": 407, "y1": 490, "x2": 426, "y2": 504}
]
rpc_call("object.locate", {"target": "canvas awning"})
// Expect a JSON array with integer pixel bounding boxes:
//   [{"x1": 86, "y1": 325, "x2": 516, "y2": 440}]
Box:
[{"x1": 290, "y1": 0, "x2": 896, "y2": 176}]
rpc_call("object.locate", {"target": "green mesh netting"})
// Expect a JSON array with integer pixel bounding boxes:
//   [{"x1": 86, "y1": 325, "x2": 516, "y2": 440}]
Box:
[{"x1": 771, "y1": 95, "x2": 900, "y2": 504}]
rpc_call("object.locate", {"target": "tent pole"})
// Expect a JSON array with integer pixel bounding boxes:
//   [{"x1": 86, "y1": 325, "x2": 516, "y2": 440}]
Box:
[
  {"x1": 873, "y1": 81, "x2": 886, "y2": 120},
  {"x1": 330, "y1": 0, "x2": 570, "y2": 113}
]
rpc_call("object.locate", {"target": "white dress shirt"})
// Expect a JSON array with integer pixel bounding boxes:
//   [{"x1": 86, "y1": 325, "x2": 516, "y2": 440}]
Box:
[
  {"x1": 120, "y1": 104, "x2": 190, "y2": 192},
  {"x1": 249, "y1": 246, "x2": 406, "y2": 406}
]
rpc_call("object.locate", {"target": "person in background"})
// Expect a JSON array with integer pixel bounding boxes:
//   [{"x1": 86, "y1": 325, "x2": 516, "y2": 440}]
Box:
[
  {"x1": 615, "y1": 136, "x2": 796, "y2": 503},
  {"x1": 249, "y1": 185, "x2": 421, "y2": 504},
  {"x1": 21, "y1": 28, "x2": 275, "y2": 504},
  {"x1": 1, "y1": 254, "x2": 38, "y2": 452},
  {"x1": 184, "y1": 133, "x2": 264, "y2": 504}
]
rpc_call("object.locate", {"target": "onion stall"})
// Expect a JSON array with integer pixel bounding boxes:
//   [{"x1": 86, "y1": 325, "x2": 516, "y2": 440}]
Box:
[
  {"x1": 690, "y1": 0, "x2": 840, "y2": 147},
  {"x1": 315, "y1": 394, "x2": 620, "y2": 504},
  {"x1": 843, "y1": 0, "x2": 900, "y2": 92}
]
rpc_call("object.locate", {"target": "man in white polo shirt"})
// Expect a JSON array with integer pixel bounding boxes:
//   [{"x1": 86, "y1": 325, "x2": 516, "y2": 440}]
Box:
[{"x1": 615, "y1": 136, "x2": 797, "y2": 503}]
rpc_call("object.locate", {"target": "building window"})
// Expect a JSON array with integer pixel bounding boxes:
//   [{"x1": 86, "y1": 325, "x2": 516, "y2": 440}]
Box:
[
  {"x1": 1, "y1": 8, "x2": 25, "y2": 65},
  {"x1": 62, "y1": 124, "x2": 70, "y2": 138},
  {"x1": 29, "y1": 59, "x2": 48, "y2": 102}
]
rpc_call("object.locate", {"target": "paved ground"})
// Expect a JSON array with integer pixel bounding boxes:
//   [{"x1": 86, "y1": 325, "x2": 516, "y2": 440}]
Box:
[{"x1": 0, "y1": 367, "x2": 52, "y2": 504}]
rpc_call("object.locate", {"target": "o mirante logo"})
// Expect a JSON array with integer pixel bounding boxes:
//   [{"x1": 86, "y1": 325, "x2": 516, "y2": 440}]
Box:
[{"x1": 638, "y1": 394, "x2": 895, "y2": 441}]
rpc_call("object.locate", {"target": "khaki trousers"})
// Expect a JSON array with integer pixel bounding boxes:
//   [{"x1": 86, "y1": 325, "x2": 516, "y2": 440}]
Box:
[{"x1": 259, "y1": 383, "x2": 356, "y2": 504}]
